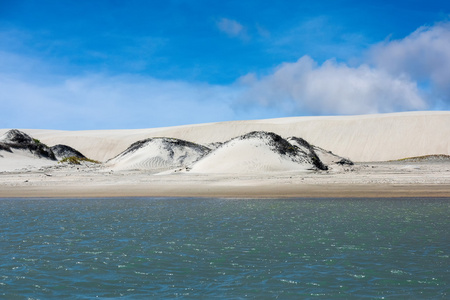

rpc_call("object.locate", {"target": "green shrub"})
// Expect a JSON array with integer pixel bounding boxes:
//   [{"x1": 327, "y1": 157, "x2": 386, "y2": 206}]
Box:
[
  {"x1": 394, "y1": 154, "x2": 450, "y2": 162},
  {"x1": 59, "y1": 156, "x2": 100, "y2": 165},
  {"x1": 33, "y1": 138, "x2": 49, "y2": 146}
]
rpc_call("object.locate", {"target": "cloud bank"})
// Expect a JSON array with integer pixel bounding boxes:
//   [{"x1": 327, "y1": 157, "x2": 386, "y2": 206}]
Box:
[
  {"x1": 370, "y1": 22, "x2": 450, "y2": 105},
  {"x1": 235, "y1": 22, "x2": 450, "y2": 115},
  {"x1": 237, "y1": 56, "x2": 426, "y2": 115}
]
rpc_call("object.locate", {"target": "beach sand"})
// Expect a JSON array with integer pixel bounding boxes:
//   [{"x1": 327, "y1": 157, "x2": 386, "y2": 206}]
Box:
[{"x1": 1, "y1": 161, "x2": 449, "y2": 198}]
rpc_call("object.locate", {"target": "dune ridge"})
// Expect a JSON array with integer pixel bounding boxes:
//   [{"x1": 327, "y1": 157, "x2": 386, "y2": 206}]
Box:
[
  {"x1": 190, "y1": 131, "x2": 317, "y2": 173},
  {"x1": 106, "y1": 137, "x2": 210, "y2": 172},
  {"x1": 3, "y1": 111, "x2": 447, "y2": 162},
  {"x1": 0, "y1": 129, "x2": 56, "y2": 160},
  {"x1": 104, "y1": 131, "x2": 342, "y2": 173},
  {"x1": 1, "y1": 129, "x2": 347, "y2": 174},
  {"x1": 51, "y1": 144, "x2": 86, "y2": 161},
  {"x1": 1, "y1": 111, "x2": 449, "y2": 198},
  {"x1": 0, "y1": 130, "x2": 58, "y2": 171}
]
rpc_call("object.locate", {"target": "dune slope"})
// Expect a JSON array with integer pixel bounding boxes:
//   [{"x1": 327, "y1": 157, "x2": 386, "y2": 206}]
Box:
[
  {"x1": 1, "y1": 111, "x2": 448, "y2": 162},
  {"x1": 0, "y1": 130, "x2": 57, "y2": 171},
  {"x1": 190, "y1": 131, "x2": 319, "y2": 173},
  {"x1": 106, "y1": 137, "x2": 210, "y2": 171}
]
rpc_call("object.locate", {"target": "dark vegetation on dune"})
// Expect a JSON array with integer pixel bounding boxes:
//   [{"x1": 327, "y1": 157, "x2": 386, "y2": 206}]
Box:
[
  {"x1": 2, "y1": 129, "x2": 352, "y2": 171},
  {"x1": 205, "y1": 142, "x2": 223, "y2": 150},
  {"x1": 111, "y1": 131, "x2": 334, "y2": 171},
  {"x1": 0, "y1": 129, "x2": 56, "y2": 160},
  {"x1": 59, "y1": 156, "x2": 100, "y2": 165},
  {"x1": 111, "y1": 137, "x2": 211, "y2": 161},
  {"x1": 2, "y1": 129, "x2": 34, "y2": 144},
  {"x1": 216, "y1": 131, "x2": 329, "y2": 170},
  {"x1": 288, "y1": 136, "x2": 328, "y2": 170},
  {"x1": 393, "y1": 154, "x2": 450, "y2": 162},
  {"x1": 162, "y1": 138, "x2": 211, "y2": 159},
  {"x1": 0, "y1": 129, "x2": 91, "y2": 163},
  {"x1": 223, "y1": 131, "x2": 298, "y2": 155},
  {"x1": 0, "y1": 143, "x2": 11, "y2": 152},
  {"x1": 336, "y1": 158, "x2": 354, "y2": 165},
  {"x1": 51, "y1": 144, "x2": 87, "y2": 160}
]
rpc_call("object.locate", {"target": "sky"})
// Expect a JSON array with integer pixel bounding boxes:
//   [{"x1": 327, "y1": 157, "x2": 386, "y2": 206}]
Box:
[{"x1": 1, "y1": 0, "x2": 449, "y2": 130}]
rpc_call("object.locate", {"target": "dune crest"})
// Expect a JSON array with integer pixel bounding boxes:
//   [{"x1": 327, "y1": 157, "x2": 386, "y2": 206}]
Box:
[
  {"x1": 0, "y1": 130, "x2": 57, "y2": 171},
  {"x1": 7, "y1": 111, "x2": 448, "y2": 162},
  {"x1": 106, "y1": 137, "x2": 210, "y2": 171},
  {"x1": 0, "y1": 129, "x2": 94, "y2": 171},
  {"x1": 189, "y1": 131, "x2": 322, "y2": 173},
  {"x1": 51, "y1": 144, "x2": 87, "y2": 160},
  {"x1": 0, "y1": 129, "x2": 56, "y2": 160},
  {"x1": 287, "y1": 137, "x2": 353, "y2": 169}
]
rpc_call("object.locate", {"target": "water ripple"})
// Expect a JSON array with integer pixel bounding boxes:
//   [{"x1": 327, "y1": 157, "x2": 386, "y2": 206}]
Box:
[{"x1": 0, "y1": 197, "x2": 448, "y2": 298}]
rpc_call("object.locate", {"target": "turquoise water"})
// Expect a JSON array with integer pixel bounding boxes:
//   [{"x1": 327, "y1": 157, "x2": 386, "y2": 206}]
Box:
[{"x1": 0, "y1": 197, "x2": 448, "y2": 299}]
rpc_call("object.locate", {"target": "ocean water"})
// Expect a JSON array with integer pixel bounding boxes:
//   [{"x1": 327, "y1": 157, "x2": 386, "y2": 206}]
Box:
[{"x1": 0, "y1": 197, "x2": 448, "y2": 299}]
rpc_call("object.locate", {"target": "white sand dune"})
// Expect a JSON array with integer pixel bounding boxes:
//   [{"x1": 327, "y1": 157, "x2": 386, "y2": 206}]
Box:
[
  {"x1": 190, "y1": 132, "x2": 317, "y2": 174},
  {"x1": 1, "y1": 113, "x2": 450, "y2": 198},
  {"x1": 51, "y1": 144, "x2": 86, "y2": 160},
  {"x1": 0, "y1": 149, "x2": 57, "y2": 172},
  {"x1": 1, "y1": 111, "x2": 449, "y2": 162},
  {"x1": 287, "y1": 137, "x2": 350, "y2": 168},
  {"x1": 0, "y1": 129, "x2": 57, "y2": 172},
  {"x1": 106, "y1": 137, "x2": 210, "y2": 171}
]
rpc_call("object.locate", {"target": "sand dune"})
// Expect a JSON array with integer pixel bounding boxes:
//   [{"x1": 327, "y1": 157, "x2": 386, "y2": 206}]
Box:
[
  {"x1": 0, "y1": 130, "x2": 57, "y2": 171},
  {"x1": 287, "y1": 137, "x2": 352, "y2": 169},
  {"x1": 1, "y1": 112, "x2": 449, "y2": 198},
  {"x1": 2, "y1": 111, "x2": 447, "y2": 163},
  {"x1": 51, "y1": 144, "x2": 86, "y2": 160},
  {"x1": 106, "y1": 137, "x2": 210, "y2": 171},
  {"x1": 190, "y1": 131, "x2": 319, "y2": 174},
  {"x1": 0, "y1": 129, "x2": 56, "y2": 160},
  {"x1": 0, "y1": 129, "x2": 342, "y2": 174},
  {"x1": 0, "y1": 148, "x2": 57, "y2": 172},
  {"x1": 0, "y1": 111, "x2": 442, "y2": 161}
]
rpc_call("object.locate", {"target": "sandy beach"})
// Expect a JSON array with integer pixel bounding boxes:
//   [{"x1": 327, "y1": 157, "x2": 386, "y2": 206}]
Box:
[
  {"x1": 1, "y1": 160, "x2": 450, "y2": 198},
  {"x1": 1, "y1": 111, "x2": 449, "y2": 198}
]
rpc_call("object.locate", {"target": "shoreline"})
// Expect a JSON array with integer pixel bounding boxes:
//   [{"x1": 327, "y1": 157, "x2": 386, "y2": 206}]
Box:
[
  {"x1": 2, "y1": 161, "x2": 449, "y2": 199},
  {"x1": 2, "y1": 183, "x2": 449, "y2": 199}
]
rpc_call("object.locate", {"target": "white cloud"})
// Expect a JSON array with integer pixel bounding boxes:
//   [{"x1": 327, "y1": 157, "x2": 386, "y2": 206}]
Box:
[
  {"x1": 217, "y1": 18, "x2": 246, "y2": 39},
  {"x1": 236, "y1": 22, "x2": 450, "y2": 115},
  {"x1": 236, "y1": 56, "x2": 427, "y2": 115},
  {"x1": 369, "y1": 22, "x2": 450, "y2": 103}
]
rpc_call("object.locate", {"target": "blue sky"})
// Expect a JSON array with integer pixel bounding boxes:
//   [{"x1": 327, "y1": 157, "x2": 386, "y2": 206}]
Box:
[{"x1": 1, "y1": 0, "x2": 449, "y2": 130}]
